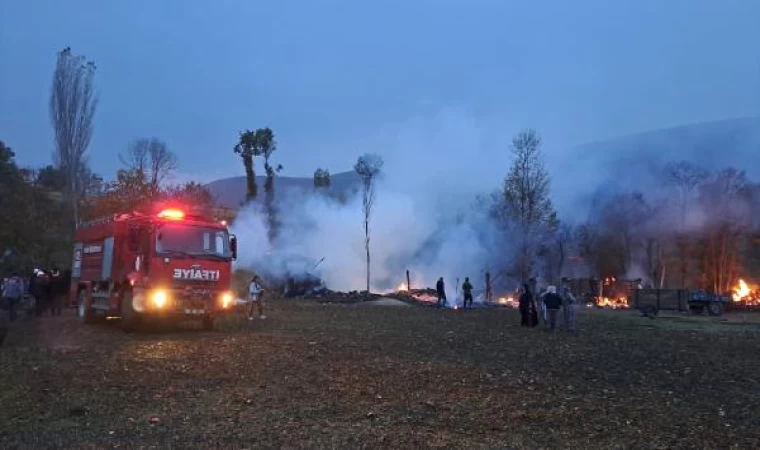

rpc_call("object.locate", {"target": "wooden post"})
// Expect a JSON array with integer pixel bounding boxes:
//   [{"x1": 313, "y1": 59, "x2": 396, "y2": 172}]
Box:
[
  {"x1": 485, "y1": 272, "x2": 492, "y2": 303},
  {"x1": 406, "y1": 270, "x2": 411, "y2": 291}
]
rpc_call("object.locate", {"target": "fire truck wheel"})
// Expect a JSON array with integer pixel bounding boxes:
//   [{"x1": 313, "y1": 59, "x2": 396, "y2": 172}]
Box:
[
  {"x1": 202, "y1": 315, "x2": 214, "y2": 331},
  {"x1": 77, "y1": 290, "x2": 98, "y2": 324},
  {"x1": 120, "y1": 291, "x2": 140, "y2": 333}
]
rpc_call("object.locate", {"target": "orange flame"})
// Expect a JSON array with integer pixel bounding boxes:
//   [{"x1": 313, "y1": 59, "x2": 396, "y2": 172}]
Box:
[
  {"x1": 597, "y1": 297, "x2": 629, "y2": 309},
  {"x1": 497, "y1": 297, "x2": 516, "y2": 307},
  {"x1": 733, "y1": 279, "x2": 751, "y2": 302}
]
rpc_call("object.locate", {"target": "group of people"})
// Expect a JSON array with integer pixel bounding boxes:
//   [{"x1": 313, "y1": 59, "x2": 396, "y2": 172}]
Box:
[
  {"x1": 29, "y1": 268, "x2": 69, "y2": 317},
  {"x1": 1, "y1": 268, "x2": 70, "y2": 345},
  {"x1": 435, "y1": 277, "x2": 474, "y2": 309},
  {"x1": 431, "y1": 275, "x2": 577, "y2": 331},
  {"x1": 518, "y1": 284, "x2": 577, "y2": 332},
  {"x1": 1, "y1": 268, "x2": 69, "y2": 321}
]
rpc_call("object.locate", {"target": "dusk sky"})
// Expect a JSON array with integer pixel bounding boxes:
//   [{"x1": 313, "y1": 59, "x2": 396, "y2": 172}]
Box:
[{"x1": 1, "y1": 0, "x2": 759, "y2": 183}]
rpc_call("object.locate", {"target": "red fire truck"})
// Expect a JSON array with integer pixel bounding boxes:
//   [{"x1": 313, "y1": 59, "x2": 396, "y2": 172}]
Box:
[{"x1": 69, "y1": 207, "x2": 238, "y2": 332}]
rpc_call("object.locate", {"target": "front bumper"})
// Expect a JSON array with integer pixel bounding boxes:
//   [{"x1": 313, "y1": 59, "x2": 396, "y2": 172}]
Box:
[{"x1": 133, "y1": 289, "x2": 234, "y2": 316}]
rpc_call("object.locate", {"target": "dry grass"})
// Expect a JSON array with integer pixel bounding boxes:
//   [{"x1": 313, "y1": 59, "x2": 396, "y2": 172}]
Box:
[{"x1": 1, "y1": 300, "x2": 759, "y2": 449}]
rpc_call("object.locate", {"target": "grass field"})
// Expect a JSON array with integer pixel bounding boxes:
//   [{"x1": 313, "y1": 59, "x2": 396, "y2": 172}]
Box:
[{"x1": 1, "y1": 300, "x2": 759, "y2": 448}]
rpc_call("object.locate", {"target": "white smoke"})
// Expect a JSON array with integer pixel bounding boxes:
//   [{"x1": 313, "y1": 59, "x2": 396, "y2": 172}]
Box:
[
  {"x1": 231, "y1": 182, "x2": 502, "y2": 295},
  {"x1": 230, "y1": 110, "x2": 511, "y2": 295}
]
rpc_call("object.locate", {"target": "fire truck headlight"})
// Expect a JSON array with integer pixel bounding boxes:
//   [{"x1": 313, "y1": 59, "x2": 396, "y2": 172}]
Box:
[
  {"x1": 221, "y1": 291, "x2": 234, "y2": 309},
  {"x1": 152, "y1": 290, "x2": 168, "y2": 309}
]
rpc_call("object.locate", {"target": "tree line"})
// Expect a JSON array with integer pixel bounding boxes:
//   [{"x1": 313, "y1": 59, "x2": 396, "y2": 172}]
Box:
[
  {"x1": 488, "y1": 130, "x2": 760, "y2": 293},
  {"x1": 0, "y1": 48, "x2": 215, "y2": 274}
]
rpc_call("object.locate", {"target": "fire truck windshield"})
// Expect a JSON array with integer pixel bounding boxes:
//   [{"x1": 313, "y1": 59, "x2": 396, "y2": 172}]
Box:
[{"x1": 155, "y1": 223, "x2": 230, "y2": 259}]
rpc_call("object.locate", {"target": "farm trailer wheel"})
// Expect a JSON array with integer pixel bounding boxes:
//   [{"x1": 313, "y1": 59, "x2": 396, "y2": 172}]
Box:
[
  {"x1": 707, "y1": 302, "x2": 724, "y2": 317},
  {"x1": 689, "y1": 303, "x2": 705, "y2": 315}
]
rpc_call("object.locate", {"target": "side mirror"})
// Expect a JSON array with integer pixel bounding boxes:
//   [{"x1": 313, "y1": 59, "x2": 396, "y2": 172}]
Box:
[{"x1": 230, "y1": 235, "x2": 238, "y2": 261}]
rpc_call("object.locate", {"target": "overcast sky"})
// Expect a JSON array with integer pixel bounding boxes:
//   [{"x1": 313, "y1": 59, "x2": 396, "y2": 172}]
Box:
[{"x1": 1, "y1": 0, "x2": 759, "y2": 183}]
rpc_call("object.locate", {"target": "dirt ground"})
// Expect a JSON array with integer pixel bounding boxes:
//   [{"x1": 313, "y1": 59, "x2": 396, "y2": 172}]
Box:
[{"x1": 1, "y1": 301, "x2": 760, "y2": 449}]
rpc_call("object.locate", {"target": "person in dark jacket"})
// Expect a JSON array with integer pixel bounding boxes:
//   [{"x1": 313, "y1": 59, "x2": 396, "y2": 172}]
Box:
[
  {"x1": 518, "y1": 284, "x2": 533, "y2": 327},
  {"x1": 2, "y1": 273, "x2": 23, "y2": 322},
  {"x1": 49, "y1": 267, "x2": 65, "y2": 316},
  {"x1": 462, "y1": 277, "x2": 473, "y2": 309},
  {"x1": 561, "y1": 286, "x2": 577, "y2": 332},
  {"x1": 543, "y1": 286, "x2": 563, "y2": 331},
  {"x1": 436, "y1": 277, "x2": 446, "y2": 308},
  {"x1": 30, "y1": 269, "x2": 49, "y2": 317}
]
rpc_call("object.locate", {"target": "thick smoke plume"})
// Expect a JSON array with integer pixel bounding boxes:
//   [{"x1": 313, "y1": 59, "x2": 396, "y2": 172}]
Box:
[
  {"x1": 231, "y1": 113, "x2": 760, "y2": 296},
  {"x1": 231, "y1": 111, "x2": 512, "y2": 299},
  {"x1": 232, "y1": 182, "x2": 506, "y2": 300}
]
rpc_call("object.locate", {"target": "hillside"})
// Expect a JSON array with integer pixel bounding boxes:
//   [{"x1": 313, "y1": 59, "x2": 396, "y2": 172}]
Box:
[
  {"x1": 207, "y1": 117, "x2": 760, "y2": 213},
  {"x1": 552, "y1": 116, "x2": 760, "y2": 218}
]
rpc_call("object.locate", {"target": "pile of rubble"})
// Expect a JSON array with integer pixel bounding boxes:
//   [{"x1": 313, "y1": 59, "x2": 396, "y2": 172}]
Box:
[
  {"x1": 304, "y1": 290, "x2": 384, "y2": 303},
  {"x1": 395, "y1": 288, "x2": 438, "y2": 303}
]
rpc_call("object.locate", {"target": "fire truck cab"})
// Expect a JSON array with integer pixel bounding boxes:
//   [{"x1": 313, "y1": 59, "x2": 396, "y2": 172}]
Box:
[{"x1": 70, "y1": 207, "x2": 238, "y2": 332}]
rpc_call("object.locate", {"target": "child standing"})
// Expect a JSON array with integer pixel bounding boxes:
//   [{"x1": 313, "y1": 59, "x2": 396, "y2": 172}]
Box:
[{"x1": 248, "y1": 276, "x2": 265, "y2": 320}]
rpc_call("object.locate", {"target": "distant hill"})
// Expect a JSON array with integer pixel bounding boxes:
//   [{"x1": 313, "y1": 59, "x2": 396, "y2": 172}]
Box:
[
  {"x1": 208, "y1": 117, "x2": 760, "y2": 214},
  {"x1": 206, "y1": 171, "x2": 362, "y2": 208},
  {"x1": 553, "y1": 116, "x2": 760, "y2": 219}
]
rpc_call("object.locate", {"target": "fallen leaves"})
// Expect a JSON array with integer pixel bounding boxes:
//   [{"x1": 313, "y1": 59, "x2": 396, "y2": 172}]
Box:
[{"x1": 0, "y1": 301, "x2": 759, "y2": 448}]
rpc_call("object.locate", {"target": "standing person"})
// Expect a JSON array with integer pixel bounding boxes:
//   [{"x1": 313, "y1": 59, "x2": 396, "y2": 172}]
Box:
[
  {"x1": 30, "y1": 269, "x2": 47, "y2": 317},
  {"x1": 49, "y1": 267, "x2": 64, "y2": 316},
  {"x1": 543, "y1": 286, "x2": 563, "y2": 331},
  {"x1": 2, "y1": 273, "x2": 23, "y2": 323},
  {"x1": 561, "y1": 286, "x2": 577, "y2": 332},
  {"x1": 518, "y1": 284, "x2": 533, "y2": 327},
  {"x1": 462, "y1": 277, "x2": 473, "y2": 309},
  {"x1": 436, "y1": 277, "x2": 447, "y2": 308},
  {"x1": 0, "y1": 279, "x2": 7, "y2": 345},
  {"x1": 42, "y1": 269, "x2": 54, "y2": 317},
  {"x1": 538, "y1": 287, "x2": 548, "y2": 325},
  {"x1": 248, "y1": 276, "x2": 266, "y2": 320}
]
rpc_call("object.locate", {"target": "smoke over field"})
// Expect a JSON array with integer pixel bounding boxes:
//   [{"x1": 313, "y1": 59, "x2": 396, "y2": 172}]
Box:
[
  {"x1": 230, "y1": 115, "x2": 760, "y2": 297},
  {"x1": 232, "y1": 182, "x2": 504, "y2": 297}
]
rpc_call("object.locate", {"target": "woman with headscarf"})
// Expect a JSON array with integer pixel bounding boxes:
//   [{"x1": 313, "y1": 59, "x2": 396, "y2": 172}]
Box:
[
  {"x1": 543, "y1": 286, "x2": 563, "y2": 331},
  {"x1": 561, "y1": 286, "x2": 577, "y2": 332},
  {"x1": 518, "y1": 284, "x2": 533, "y2": 327}
]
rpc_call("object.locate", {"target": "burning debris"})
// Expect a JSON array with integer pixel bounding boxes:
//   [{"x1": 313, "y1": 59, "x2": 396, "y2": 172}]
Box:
[
  {"x1": 391, "y1": 287, "x2": 441, "y2": 305},
  {"x1": 731, "y1": 279, "x2": 759, "y2": 307},
  {"x1": 496, "y1": 296, "x2": 518, "y2": 308},
  {"x1": 595, "y1": 297, "x2": 629, "y2": 309}
]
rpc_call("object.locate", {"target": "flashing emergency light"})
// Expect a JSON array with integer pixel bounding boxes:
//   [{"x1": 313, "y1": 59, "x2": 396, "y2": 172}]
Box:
[{"x1": 157, "y1": 209, "x2": 185, "y2": 220}]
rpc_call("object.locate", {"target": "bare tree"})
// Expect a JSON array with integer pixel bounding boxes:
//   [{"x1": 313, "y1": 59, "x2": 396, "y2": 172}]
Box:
[
  {"x1": 555, "y1": 223, "x2": 573, "y2": 282},
  {"x1": 664, "y1": 161, "x2": 709, "y2": 288},
  {"x1": 598, "y1": 192, "x2": 649, "y2": 276},
  {"x1": 665, "y1": 161, "x2": 709, "y2": 229},
  {"x1": 120, "y1": 138, "x2": 178, "y2": 197},
  {"x1": 501, "y1": 129, "x2": 555, "y2": 282},
  {"x1": 698, "y1": 168, "x2": 752, "y2": 293},
  {"x1": 354, "y1": 154, "x2": 384, "y2": 293},
  {"x1": 49, "y1": 47, "x2": 98, "y2": 226}
]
